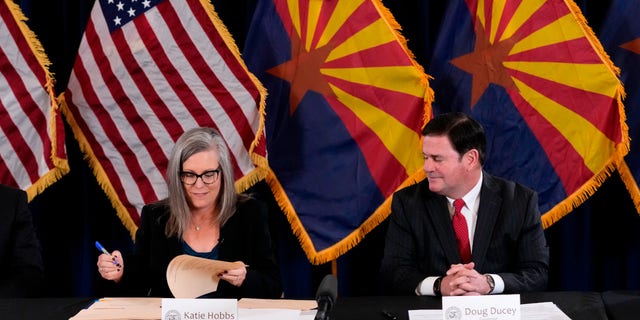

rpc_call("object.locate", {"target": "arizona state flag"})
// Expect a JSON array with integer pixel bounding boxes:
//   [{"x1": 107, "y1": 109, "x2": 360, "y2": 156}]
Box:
[
  {"x1": 244, "y1": 0, "x2": 432, "y2": 264},
  {"x1": 599, "y1": 0, "x2": 640, "y2": 212},
  {"x1": 429, "y1": 0, "x2": 628, "y2": 227}
]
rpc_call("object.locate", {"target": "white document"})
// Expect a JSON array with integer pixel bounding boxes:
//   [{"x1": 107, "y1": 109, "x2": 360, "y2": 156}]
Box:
[
  {"x1": 520, "y1": 302, "x2": 571, "y2": 320},
  {"x1": 239, "y1": 308, "x2": 301, "y2": 320},
  {"x1": 408, "y1": 309, "x2": 442, "y2": 320},
  {"x1": 298, "y1": 309, "x2": 318, "y2": 320}
]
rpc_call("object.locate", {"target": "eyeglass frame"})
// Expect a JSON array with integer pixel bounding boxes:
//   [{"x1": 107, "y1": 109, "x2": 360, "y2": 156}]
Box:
[{"x1": 179, "y1": 168, "x2": 221, "y2": 185}]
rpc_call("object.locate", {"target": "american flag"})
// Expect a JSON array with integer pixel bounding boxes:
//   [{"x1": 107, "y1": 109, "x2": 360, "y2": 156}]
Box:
[
  {"x1": 0, "y1": 0, "x2": 67, "y2": 200},
  {"x1": 61, "y1": 0, "x2": 266, "y2": 235}
]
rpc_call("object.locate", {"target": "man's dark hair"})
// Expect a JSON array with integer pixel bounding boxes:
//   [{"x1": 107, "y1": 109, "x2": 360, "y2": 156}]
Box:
[{"x1": 421, "y1": 112, "x2": 486, "y2": 165}]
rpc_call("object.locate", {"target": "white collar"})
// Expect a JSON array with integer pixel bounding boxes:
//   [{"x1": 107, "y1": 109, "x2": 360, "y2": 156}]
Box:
[{"x1": 447, "y1": 171, "x2": 483, "y2": 209}]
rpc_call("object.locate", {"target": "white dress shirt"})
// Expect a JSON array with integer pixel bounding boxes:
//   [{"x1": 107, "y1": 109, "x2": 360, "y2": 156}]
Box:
[{"x1": 416, "y1": 172, "x2": 505, "y2": 295}]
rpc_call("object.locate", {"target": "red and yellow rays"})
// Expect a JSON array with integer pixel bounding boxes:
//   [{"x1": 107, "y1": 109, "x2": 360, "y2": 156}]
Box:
[
  {"x1": 452, "y1": 0, "x2": 626, "y2": 221},
  {"x1": 268, "y1": 0, "x2": 431, "y2": 197}
]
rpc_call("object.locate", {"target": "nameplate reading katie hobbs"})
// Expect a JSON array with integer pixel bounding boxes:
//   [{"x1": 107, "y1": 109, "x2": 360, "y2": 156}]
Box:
[
  {"x1": 441, "y1": 294, "x2": 520, "y2": 320},
  {"x1": 162, "y1": 298, "x2": 237, "y2": 320}
]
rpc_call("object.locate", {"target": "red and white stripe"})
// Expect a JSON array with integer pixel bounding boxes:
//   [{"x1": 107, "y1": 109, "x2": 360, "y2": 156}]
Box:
[
  {"x1": 64, "y1": 0, "x2": 261, "y2": 225},
  {"x1": 0, "y1": 1, "x2": 65, "y2": 194}
]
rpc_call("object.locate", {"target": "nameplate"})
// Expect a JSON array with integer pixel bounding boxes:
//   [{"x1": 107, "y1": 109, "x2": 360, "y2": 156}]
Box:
[
  {"x1": 162, "y1": 298, "x2": 238, "y2": 320},
  {"x1": 442, "y1": 294, "x2": 520, "y2": 320}
]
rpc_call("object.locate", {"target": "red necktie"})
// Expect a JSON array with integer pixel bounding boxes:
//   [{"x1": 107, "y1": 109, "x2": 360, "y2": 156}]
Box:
[{"x1": 452, "y1": 199, "x2": 471, "y2": 263}]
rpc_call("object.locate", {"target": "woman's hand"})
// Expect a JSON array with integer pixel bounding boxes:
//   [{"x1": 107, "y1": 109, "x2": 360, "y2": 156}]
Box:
[
  {"x1": 96, "y1": 249, "x2": 124, "y2": 283},
  {"x1": 218, "y1": 261, "x2": 247, "y2": 287}
]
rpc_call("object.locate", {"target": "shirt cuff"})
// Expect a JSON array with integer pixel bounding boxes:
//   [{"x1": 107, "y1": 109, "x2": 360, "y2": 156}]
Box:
[
  {"x1": 489, "y1": 273, "x2": 505, "y2": 294},
  {"x1": 416, "y1": 276, "x2": 439, "y2": 296}
]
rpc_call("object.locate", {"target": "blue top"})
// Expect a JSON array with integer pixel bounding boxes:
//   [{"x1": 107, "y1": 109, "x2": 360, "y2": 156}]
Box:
[{"x1": 181, "y1": 241, "x2": 219, "y2": 260}]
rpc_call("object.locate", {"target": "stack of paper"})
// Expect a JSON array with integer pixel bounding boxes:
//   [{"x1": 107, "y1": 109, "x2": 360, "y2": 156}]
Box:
[
  {"x1": 70, "y1": 297, "x2": 318, "y2": 320},
  {"x1": 70, "y1": 298, "x2": 162, "y2": 320}
]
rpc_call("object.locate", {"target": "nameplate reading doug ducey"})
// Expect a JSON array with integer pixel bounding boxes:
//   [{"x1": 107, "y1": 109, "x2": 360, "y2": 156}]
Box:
[
  {"x1": 162, "y1": 298, "x2": 237, "y2": 320},
  {"x1": 442, "y1": 294, "x2": 520, "y2": 320}
]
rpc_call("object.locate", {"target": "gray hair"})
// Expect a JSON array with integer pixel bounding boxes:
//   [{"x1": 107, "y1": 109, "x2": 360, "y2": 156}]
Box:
[{"x1": 164, "y1": 127, "x2": 239, "y2": 238}]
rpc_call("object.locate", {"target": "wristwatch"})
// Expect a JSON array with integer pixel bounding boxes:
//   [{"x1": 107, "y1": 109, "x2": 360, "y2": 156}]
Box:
[
  {"x1": 485, "y1": 274, "x2": 495, "y2": 294},
  {"x1": 433, "y1": 276, "x2": 443, "y2": 296}
]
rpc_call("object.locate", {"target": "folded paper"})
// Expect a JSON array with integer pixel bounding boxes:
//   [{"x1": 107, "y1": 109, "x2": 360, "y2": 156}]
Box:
[{"x1": 166, "y1": 254, "x2": 244, "y2": 298}]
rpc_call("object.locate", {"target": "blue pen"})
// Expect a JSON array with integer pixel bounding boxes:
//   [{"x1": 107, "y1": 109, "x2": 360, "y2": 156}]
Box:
[{"x1": 95, "y1": 241, "x2": 121, "y2": 268}]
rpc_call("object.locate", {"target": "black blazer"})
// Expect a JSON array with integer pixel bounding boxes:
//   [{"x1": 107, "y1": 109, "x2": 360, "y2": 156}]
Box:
[
  {"x1": 0, "y1": 185, "x2": 44, "y2": 297},
  {"x1": 117, "y1": 197, "x2": 282, "y2": 298},
  {"x1": 381, "y1": 172, "x2": 549, "y2": 295}
]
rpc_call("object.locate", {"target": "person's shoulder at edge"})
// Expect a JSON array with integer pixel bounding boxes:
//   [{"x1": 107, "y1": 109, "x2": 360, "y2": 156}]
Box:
[
  {"x1": 0, "y1": 183, "x2": 24, "y2": 197},
  {"x1": 393, "y1": 178, "x2": 435, "y2": 199},
  {"x1": 137, "y1": 199, "x2": 172, "y2": 227},
  {"x1": 232, "y1": 194, "x2": 267, "y2": 218},
  {"x1": 0, "y1": 184, "x2": 45, "y2": 298},
  {"x1": 484, "y1": 172, "x2": 538, "y2": 196}
]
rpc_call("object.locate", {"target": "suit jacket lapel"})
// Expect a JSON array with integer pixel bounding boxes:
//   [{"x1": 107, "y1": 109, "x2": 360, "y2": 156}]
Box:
[{"x1": 472, "y1": 173, "x2": 501, "y2": 271}]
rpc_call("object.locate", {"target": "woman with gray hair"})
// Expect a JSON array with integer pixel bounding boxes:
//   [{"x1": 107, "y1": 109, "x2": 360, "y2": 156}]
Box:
[{"x1": 96, "y1": 127, "x2": 281, "y2": 298}]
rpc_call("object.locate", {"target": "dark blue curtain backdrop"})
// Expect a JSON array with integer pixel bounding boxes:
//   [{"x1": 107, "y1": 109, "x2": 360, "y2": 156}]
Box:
[{"x1": 18, "y1": 0, "x2": 640, "y2": 298}]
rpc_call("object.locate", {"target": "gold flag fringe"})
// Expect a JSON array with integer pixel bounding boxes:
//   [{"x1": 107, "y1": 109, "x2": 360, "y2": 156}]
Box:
[
  {"x1": 265, "y1": 166, "x2": 427, "y2": 265},
  {"x1": 261, "y1": 0, "x2": 433, "y2": 265},
  {"x1": 6, "y1": 0, "x2": 70, "y2": 201},
  {"x1": 204, "y1": 0, "x2": 272, "y2": 213},
  {"x1": 201, "y1": 0, "x2": 269, "y2": 158},
  {"x1": 264, "y1": 170, "x2": 318, "y2": 263},
  {"x1": 617, "y1": 162, "x2": 640, "y2": 214},
  {"x1": 57, "y1": 94, "x2": 139, "y2": 238},
  {"x1": 541, "y1": 1, "x2": 630, "y2": 229},
  {"x1": 202, "y1": 0, "x2": 270, "y2": 194},
  {"x1": 55, "y1": 1, "x2": 271, "y2": 239}
]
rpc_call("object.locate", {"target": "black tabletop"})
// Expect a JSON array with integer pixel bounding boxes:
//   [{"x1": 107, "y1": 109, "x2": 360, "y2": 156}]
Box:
[
  {"x1": 2, "y1": 291, "x2": 639, "y2": 320},
  {"x1": 0, "y1": 297, "x2": 95, "y2": 320},
  {"x1": 601, "y1": 290, "x2": 640, "y2": 320}
]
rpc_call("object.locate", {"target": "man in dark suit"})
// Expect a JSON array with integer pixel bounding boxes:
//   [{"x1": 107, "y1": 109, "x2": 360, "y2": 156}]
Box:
[
  {"x1": 0, "y1": 184, "x2": 44, "y2": 297},
  {"x1": 381, "y1": 112, "x2": 549, "y2": 296}
]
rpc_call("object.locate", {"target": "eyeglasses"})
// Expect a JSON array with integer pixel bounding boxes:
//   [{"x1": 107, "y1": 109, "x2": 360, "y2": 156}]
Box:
[{"x1": 180, "y1": 169, "x2": 221, "y2": 185}]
